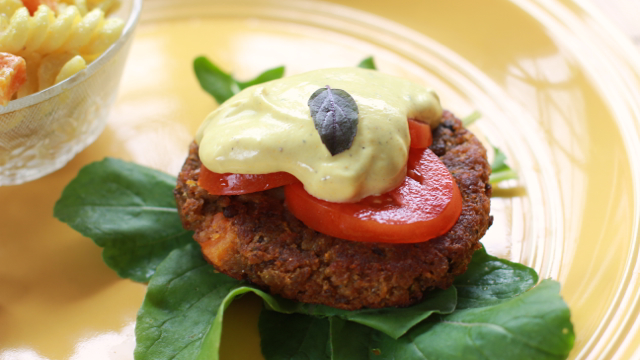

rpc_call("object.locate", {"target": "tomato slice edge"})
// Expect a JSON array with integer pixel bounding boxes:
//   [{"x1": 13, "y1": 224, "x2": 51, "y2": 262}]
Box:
[
  {"x1": 408, "y1": 118, "x2": 433, "y2": 148},
  {"x1": 284, "y1": 148, "x2": 462, "y2": 243},
  {"x1": 199, "y1": 165, "x2": 298, "y2": 195}
]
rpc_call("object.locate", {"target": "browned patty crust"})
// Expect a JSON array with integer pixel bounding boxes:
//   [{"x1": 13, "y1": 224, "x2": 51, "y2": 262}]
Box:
[{"x1": 174, "y1": 111, "x2": 492, "y2": 310}]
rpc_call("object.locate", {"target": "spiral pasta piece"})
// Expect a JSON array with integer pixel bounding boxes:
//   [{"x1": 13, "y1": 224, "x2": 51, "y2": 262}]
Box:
[
  {"x1": 86, "y1": 0, "x2": 119, "y2": 15},
  {"x1": 0, "y1": 0, "x2": 23, "y2": 17},
  {"x1": 0, "y1": 0, "x2": 124, "y2": 103},
  {"x1": 54, "y1": 54, "x2": 85, "y2": 83},
  {"x1": 23, "y1": 4, "x2": 54, "y2": 52},
  {"x1": 0, "y1": 3, "x2": 123, "y2": 56},
  {"x1": 57, "y1": 0, "x2": 119, "y2": 16},
  {"x1": 80, "y1": 17, "x2": 122, "y2": 60},
  {"x1": 16, "y1": 51, "x2": 86, "y2": 96},
  {"x1": 37, "y1": 52, "x2": 73, "y2": 90},
  {"x1": 0, "y1": 7, "x2": 30, "y2": 54},
  {"x1": 37, "y1": 5, "x2": 80, "y2": 53},
  {"x1": 60, "y1": 7, "x2": 102, "y2": 51},
  {"x1": 57, "y1": 0, "x2": 87, "y2": 15}
]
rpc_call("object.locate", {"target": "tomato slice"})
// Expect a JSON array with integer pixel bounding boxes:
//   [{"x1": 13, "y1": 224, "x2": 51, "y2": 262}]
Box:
[
  {"x1": 199, "y1": 165, "x2": 298, "y2": 195},
  {"x1": 0, "y1": 53, "x2": 26, "y2": 106},
  {"x1": 284, "y1": 147, "x2": 462, "y2": 243},
  {"x1": 408, "y1": 118, "x2": 432, "y2": 148}
]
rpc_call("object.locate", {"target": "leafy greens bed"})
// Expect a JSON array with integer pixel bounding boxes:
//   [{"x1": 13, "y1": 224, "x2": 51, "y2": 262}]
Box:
[
  {"x1": 54, "y1": 57, "x2": 571, "y2": 359},
  {"x1": 54, "y1": 158, "x2": 574, "y2": 360}
]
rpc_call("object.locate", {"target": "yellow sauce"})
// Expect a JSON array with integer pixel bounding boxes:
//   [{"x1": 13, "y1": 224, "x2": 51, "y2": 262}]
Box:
[{"x1": 196, "y1": 67, "x2": 442, "y2": 202}]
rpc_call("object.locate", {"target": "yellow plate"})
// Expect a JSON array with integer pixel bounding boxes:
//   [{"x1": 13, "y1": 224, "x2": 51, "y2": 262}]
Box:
[{"x1": 1, "y1": 0, "x2": 639, "y2": 359}]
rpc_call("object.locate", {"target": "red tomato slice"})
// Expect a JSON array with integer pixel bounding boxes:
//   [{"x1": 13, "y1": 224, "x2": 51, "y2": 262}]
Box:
[
  {"x1": 0, "y1": 53, "x2": 26, "y2": 106},
  {"x1": 408, "y1": 118, "x2": 432, "y2": 148},
  {"x1": 199, "y1": 165, "x2": 298, "y2": 195},
  {"x1": 284, "y1": 147, "x2": 462, "y2": 243}
]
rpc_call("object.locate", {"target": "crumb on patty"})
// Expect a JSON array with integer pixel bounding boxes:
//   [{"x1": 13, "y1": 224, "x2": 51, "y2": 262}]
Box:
[{"x1": 174, "y1": 110, "x2": 492, "y2": 310}]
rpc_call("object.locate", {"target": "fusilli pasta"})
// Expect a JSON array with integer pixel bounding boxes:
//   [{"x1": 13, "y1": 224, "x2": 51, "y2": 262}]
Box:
[{"x1": 0, "y1": 0, "x2": 123, "y2": 103}]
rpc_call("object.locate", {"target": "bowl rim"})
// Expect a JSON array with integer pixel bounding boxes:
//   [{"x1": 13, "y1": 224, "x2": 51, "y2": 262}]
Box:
[{"x1": 0, "y1": 0, "x2": 143, "y2": 115}]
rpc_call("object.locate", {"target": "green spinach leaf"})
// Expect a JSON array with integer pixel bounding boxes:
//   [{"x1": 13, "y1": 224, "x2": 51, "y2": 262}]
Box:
[
  {"x1": 53, "y1": 158, "x2": 192, "y2": 282},
  {"x1": 134, "y1": 243, "x2": 242, "y2": 360},
  {"x1": 237, "y1": 66, "x2": 285, "y2": 90},
  {"x1": 357, "y1": 56, "x2": 377, "y2": 70},
  {"x1": 490, "y1": 145, "x2": 518, "y2": 184},
  {"x1": 454, "y1": 246, "x2": 537, "y2": 309},
  {"x1": 193, "y1": 56, "x2": 236, "y2": 105},
  {"x1": 458, "y1": 111, "x2": 518, "y2": 184},
  {"x1": 133, "y1": 247, "x2": 455, "y2": 360},
  {"x1": 193, "y1": 56, "x2": 380, "y2": 106},
  {"x1": 371, "y1": 280, "x2": 574, "y2": 360},
  {"x1": 194, "y1": 56, "x2": 284, "y2": 104},
  {"x1": 269, "y1": 287, "x2": 456, "y2": 339},
  {"x1": 259, "y1": 311, "x2": 331, "y2": 360},
  {"x1": 202, "y1": 280, "x2": 455, "y2": 341},
  {"x1": 196, "y1": 285, "x2": 292, "y2": 360},
  {"x1": 277, "y1": 281, "x2": 574, "y2": 360},
  {"x1": 461, "y1": 111, "x2": 481, "y2": 126},
  {"x1": 330, "y1": 318, "x2": 385, "y2": 360}
]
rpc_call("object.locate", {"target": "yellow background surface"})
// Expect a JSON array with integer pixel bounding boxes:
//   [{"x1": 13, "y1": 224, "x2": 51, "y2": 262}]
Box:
[{"x1": 1, "y1": 1, "x2": 639, "y2": 359}]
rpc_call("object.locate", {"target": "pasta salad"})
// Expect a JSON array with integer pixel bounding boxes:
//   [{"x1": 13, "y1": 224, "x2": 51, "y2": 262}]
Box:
[{"x1": 0, "y1": 0, "x2": 124, "y2": 105}]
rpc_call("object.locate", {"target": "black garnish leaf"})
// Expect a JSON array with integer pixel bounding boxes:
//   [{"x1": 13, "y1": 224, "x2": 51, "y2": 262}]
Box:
[{"x1": 308, "y1": 85, "x2": 359, "y2": 156}]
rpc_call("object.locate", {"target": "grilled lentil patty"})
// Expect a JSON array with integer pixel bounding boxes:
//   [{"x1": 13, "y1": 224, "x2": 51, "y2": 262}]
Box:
[{"x1": 174, "y1": 110, "x2": 492, "y2": 310}]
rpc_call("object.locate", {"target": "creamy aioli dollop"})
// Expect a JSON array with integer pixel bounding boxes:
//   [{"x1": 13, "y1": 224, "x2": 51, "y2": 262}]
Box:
[{"x1": 195, "y1": 67, "x2": 442, "y2": 202}]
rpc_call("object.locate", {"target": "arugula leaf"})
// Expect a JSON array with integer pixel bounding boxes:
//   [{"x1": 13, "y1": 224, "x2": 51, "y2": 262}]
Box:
[
  {"x1": 251, "y1": 249, "x2": 571, "y2": 360},
  {"x1": 490, "y1": 145, "x2": 518, "y2": 184},
  {"x1": 252, "y1": 248, "x2": 574, "y2": 360},
  {"x1": 193, "y1": 55, "x2": 377, "y2": 106},
  {"x1": 490, "y1": 144, "x2": 509, "y2": 172},
  {"x1": 53, "y1": 158, "x2": 192, "y2": 282},
  {"x1": 330, "y1": 318, "x2": 385, "y2": 360},
  {"x1": 134, "y1": 243, "x2": 242, "y2": 360},
  {"x1": 193, "y1": 56, "x2": 236, "y2": 105},
  {"x1": 202, "y1": 279, "x2": 455, "y2": 340},
  {"x1": 461, "y1": 111, "x2": 481, "y2": 126},
  {"x1": 132, "y1": 246, "x2": 454, "y2": 359},
  {"x1": 372, "y1": 280, "x2": 574, "y2": 360},
  {"x1": 357, "y1": 56, "x2": 377, "y2": 70},
  {"x1": 193, "y1": 56, "x2": 284, "y2": 104},
  {"x1": 133, "y1": 247, "x2": 453, "y2": 360},
  {"x1": 196, "y1": 285, "x2": 291, "y2": 360},
  {"x1": 458, "y1": 111, "x2": 518, "y2": 185},
  {"x1": 269, "y1": 287, "x2": 456, "y2": 339},
  {"x1": 266, "y1": 281, "x2": 573, "y2": 360},
  {"x1": 237, "y1": 66, "x2": 285, "y2": 90},
  {"x1": 259, "y1": 311, "x2": 331, "y2": 360},
  {"x1": 454, "y1": 246, "x2": 537, "y2": 309}
]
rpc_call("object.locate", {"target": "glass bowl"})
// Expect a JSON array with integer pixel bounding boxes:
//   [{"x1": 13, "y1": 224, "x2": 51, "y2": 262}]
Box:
[{"x1": 0, "y1": 0, "x2": 143, "y2": 186}]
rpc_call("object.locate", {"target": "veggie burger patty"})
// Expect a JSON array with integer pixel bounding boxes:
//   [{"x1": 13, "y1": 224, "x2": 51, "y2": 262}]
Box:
[{"x1": 174, "y1": 111, "x2": 492, "y2": 310}]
